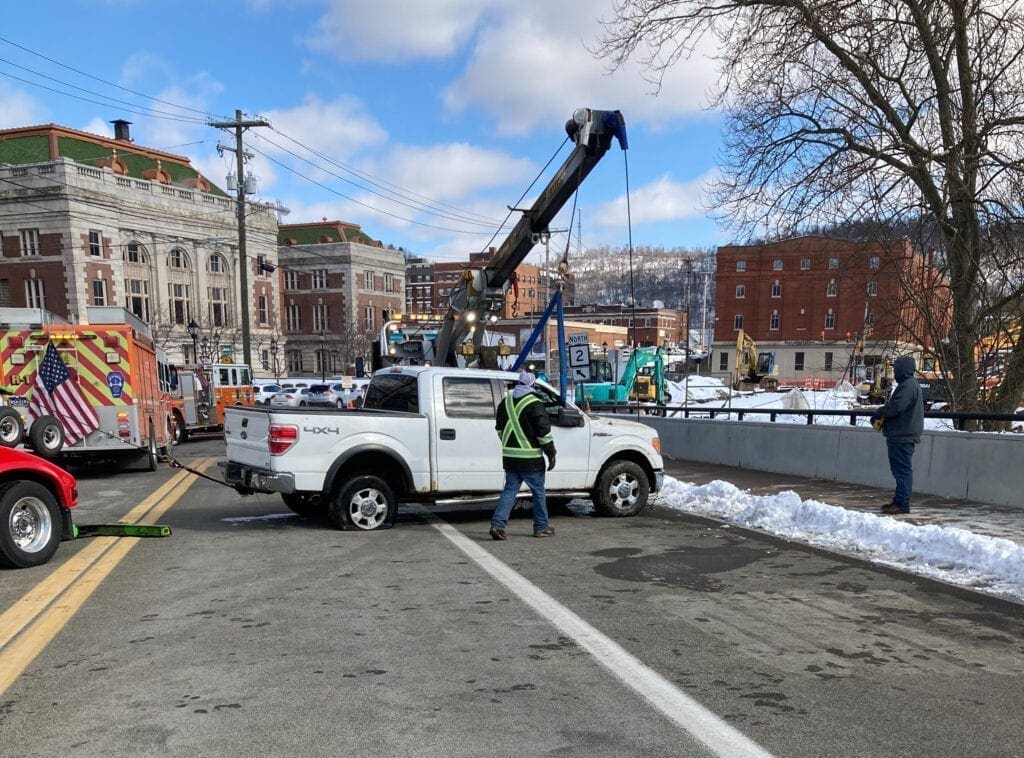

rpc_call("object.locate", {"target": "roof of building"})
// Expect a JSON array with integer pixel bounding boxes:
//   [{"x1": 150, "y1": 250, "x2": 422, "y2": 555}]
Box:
[
  {"x1": 278, "y1": 220, "x2": 383, "y2": 248},
  {"x1": 0, "y1": 123, "x2": 226, "y2": 197}
]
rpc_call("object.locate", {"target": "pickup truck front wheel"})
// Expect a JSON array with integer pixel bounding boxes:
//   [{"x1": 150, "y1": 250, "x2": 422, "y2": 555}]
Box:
[
  {"x1": 329, "y1": 475, "x2": 397, "y2": 531},
  {"x1": 594, "y1": 460, "x2": 649, "y2": 517}
]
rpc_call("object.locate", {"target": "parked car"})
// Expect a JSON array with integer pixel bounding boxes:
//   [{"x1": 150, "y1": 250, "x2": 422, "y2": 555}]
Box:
[
  {"x1": 270, "y1": 387, "x2": 310, "y2": 408},
  {"x1": 252, "y1": 384, "x2": 283, "y2": 405},
  {"x1": 307, "y1": 383, "x2": 348, "y2": 408},
  {"x1": 0, "y1": 446, "x2": 78, "y2": 568}
]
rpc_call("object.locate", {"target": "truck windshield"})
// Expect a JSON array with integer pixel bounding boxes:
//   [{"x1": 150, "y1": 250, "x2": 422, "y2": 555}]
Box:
[{"x1": 363, "y1": 374, "x2": 419, "y2": 412}]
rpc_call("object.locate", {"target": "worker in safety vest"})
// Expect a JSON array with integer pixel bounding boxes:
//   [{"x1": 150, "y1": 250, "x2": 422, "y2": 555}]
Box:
[{"x1": 489, "y1": 371, "x2": 557, "y2": 541}]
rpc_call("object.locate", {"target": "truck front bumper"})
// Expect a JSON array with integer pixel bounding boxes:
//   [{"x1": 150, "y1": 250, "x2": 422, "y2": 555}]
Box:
[{"x1": 219, "y1": 460, "x2": 295, "y2": 495}]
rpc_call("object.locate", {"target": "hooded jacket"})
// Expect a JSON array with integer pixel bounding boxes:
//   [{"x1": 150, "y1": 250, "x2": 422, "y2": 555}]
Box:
[
  {"x1": 495, "y1": 377, "x2": 555, "y2": 472},
  {"x1": 874, "y1": 355, "x2": 924, "y2": 443}
]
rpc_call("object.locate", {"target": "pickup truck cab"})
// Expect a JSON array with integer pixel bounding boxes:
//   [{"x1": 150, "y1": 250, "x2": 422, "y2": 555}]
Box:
[{"x1": 221, "y1": 366, "x2": 663, "y2": 530}]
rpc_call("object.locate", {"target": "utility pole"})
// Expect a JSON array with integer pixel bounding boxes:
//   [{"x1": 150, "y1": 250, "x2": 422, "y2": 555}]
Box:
[{"x1": 210, "y1": 109, "x2": 269, "y2": 368}]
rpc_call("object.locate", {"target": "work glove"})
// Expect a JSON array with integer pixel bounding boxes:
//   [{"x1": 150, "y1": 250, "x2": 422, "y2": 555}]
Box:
[{"x1": 547, "y1": 453, "x2": 556, "y2": 471}]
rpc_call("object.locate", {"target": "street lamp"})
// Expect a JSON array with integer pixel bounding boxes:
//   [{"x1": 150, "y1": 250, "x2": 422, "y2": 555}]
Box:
[
  {"x1": 319, "y1": 331, "x2": 326, "y2": 381},
  {"x1": 187, "y1": 319, "x2": 199, "y2": 364},
  {"x1": 270, "y1": 336, "x2": 279, "y2": 382},
  {"x1": 200, "y1": 336, "x2": 209, "y2": 363}
]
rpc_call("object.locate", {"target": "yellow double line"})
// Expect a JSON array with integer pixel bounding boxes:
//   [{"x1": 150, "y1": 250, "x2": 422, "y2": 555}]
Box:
[{"x1": 0, "y1": 458, "x2": 212, "y2": 695}]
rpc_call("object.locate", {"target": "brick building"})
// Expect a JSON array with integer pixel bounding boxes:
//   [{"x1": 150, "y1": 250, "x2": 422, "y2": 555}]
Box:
[
  {"x1": 713, "y1": 236, "x2": 948, "y2": 385},
  {"x1": 0, "y1": 122, "x2": 279, "y2": 365},
  {"x1": 559, "y1": 304, "x2": 686, "y2": 350},
  {"x1": 277, "y1": 220, "x2": 404, "y2": 378}
]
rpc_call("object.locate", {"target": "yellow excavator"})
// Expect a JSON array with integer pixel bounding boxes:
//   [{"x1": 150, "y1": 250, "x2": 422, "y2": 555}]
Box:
[{"x1": 733, "y1": 329, "x2": 779, "y2": 391}]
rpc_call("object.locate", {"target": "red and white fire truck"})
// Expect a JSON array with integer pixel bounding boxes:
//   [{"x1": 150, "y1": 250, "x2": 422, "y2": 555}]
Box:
[
  {"x1": 167, "y1": 360, "x2": 255, "y2": 444},
  {"x1": 0, "y1": 307, "x2": 172, "y2": 468}
]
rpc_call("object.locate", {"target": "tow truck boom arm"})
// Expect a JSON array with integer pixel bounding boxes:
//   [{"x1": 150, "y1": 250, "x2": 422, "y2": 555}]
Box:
[{"x1": 431, "y1": 108, "x2": 627, "y2": 367}]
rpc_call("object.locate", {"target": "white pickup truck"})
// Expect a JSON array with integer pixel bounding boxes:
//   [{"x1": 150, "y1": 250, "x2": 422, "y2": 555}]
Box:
[{"x1": 220, "y1": 366, "x2": 664, "y2": 530}]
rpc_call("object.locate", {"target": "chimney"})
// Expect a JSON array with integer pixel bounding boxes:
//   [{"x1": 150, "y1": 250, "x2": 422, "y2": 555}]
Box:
[{"x1": 111, "y1": 119, "x2": 133, "y2": 142}]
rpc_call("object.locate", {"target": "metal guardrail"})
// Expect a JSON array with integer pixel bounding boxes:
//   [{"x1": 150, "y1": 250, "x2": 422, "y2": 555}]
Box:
[{"x1": 590, "y1": 403, "x2": 1024, "y2": 431}]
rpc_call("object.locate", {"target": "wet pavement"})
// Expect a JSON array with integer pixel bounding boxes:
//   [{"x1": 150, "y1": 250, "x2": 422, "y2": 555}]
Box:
[{"x1": 662, "y1": 456, "x2": 1024, "y2": 547}]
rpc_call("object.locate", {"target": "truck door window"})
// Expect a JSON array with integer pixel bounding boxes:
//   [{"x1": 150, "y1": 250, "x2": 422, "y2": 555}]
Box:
[
  {"x1": 442, "y1": 377, "x2": 495, "y2": 418},
  {"x1": 363, "y1": 374, "x2": 419, "y2": 412}
]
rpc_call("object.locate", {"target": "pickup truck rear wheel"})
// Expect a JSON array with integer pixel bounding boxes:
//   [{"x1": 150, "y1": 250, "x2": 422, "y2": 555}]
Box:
[
  {"x1": 329, "y1": 475, "x2": 396, "y2": 531},
  {"x1": 0, "y1": 480, "x2": 61, "y2": 568},
  {"x1": 593, "y1": 460, "x2": 649, "y2": 517}
]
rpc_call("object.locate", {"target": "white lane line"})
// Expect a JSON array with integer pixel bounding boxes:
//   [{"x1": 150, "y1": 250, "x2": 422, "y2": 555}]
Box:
[{"x1": 421, "y1": 512, "x2": 775, "y2": 758}]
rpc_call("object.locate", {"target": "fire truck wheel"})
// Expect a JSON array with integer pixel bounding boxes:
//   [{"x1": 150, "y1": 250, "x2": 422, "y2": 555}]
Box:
[
  {"x1": 146, "y1": 421, "x2": 159, "y2": 471},
  {"x1": 172, "y1": 410, "x2": 188, "y2": 445},
  {"x1": 0, "y1": 480, "x2": 62, "y2": 568},
  {"x1": 0, "y1": 408, "x2": 25, "y2": 448},
  {"x1": 28, "y1": 415, "x2": 64, "y2": 459}
]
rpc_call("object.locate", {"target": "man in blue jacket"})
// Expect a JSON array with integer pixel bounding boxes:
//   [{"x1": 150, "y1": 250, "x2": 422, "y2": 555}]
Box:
[
  {"x1": 870, "y1": 355, "x2": 924, "y2": 514},
  {"x1": 489, "y1": 371, "x2": 557, "y2": 540}
]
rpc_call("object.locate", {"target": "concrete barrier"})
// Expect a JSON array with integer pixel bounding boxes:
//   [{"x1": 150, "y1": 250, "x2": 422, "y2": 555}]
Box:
[{"x1": 636, "y1": 416, "x2": 1024, "y2": 506}]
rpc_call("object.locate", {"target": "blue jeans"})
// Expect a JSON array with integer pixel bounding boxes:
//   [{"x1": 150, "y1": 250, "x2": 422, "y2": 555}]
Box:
[
  {"x1": 490, "y1": 470, "x2": 548, "y2": 532},
  {"x1": 886, "y1": 440, "x2": 916, "y2": 508}
]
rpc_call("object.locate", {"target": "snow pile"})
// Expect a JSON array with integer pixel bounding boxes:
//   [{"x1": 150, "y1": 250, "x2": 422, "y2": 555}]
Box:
[{"x1": 658, "y1": 477, "x2": 1024, "y2": 601}]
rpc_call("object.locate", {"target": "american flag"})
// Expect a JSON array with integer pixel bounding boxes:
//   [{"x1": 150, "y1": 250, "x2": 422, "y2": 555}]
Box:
[{"x1": 29, "y1": 342, "x2": 99, "y2": 446}]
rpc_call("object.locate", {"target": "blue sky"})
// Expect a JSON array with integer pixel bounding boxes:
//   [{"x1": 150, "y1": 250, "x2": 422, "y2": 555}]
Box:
[{"x1": 0, "y1": 0, "x2": 727, "y2": 261}]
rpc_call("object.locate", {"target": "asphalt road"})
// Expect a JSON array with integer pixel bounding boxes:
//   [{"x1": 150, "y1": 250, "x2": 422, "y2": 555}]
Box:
[{"x1": 1, "y1": 437, "x2": 1022, "y2": 758}]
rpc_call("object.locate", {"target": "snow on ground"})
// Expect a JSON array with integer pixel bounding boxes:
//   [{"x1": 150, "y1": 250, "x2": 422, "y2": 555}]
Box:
[{"x1": 657, "y1": 476, "x2": 1024, "y2": 603}]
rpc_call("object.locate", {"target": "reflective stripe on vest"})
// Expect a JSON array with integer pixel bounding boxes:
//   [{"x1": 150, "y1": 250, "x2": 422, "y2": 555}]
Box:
[{"x1": 500, "y1": 392, "x2": 544, "y2": 459}]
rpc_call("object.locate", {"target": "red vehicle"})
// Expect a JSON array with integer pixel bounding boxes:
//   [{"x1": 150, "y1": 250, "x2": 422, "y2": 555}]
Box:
[{"x1": 0, "y1": 446, "x2": 78, "y2": 568}]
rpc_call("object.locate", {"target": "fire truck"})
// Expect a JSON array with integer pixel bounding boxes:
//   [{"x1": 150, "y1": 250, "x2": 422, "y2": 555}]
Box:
[
  {"x1": 166, "y1": 361, "x2": 255, "y2": 443},
  {"x1": 0, "y1": 306, "x2": 172, "y2": 468}
]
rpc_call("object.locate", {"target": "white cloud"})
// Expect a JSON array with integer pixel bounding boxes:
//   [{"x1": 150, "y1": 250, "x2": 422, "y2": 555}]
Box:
[
  {"x1": 79, "y1": 118, "x2": 113, "y2": 138},
  {"x1": 0, "y1": 82, "x2": 47, "y2": 128},
  {"x1": 308, "y1": 0, "x2": 492, "y2": 61},
  {"x1": 591, "y1": 171, "x2": 717, "y2": 228},
  {"x1": 260, "y1": 95, "x2": 387, "y2": 161}
]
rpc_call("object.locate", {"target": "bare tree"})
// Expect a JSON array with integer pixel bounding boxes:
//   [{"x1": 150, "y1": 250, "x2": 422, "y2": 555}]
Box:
[{"x1": 598, "y1": 0, "x2": 1024, "y2": 411}]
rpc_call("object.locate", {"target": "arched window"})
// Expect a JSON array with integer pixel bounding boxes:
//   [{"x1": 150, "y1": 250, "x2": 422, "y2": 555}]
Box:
[
  {"x1": 168, "y1": 248, "x2": 190, "y2": 270},
  {"x1": 208, "y1": 253, "x2": 227, "y2": 274},
  {"x1": 125, "y1": 241, "x2": 149, "y2": 264}
]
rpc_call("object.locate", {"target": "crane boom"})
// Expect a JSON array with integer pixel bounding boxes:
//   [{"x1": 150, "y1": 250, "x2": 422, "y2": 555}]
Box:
[{"x1": 427, "y1": 107, "x2": 627, "y2": 367}]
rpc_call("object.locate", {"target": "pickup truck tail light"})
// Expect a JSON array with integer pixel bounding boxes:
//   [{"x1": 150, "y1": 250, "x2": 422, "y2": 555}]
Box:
[{"x1": 268, "y1": 424, "x2": 298, "y2": 455}]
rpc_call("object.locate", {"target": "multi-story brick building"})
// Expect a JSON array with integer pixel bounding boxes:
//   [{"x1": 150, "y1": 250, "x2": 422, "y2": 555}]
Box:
[
  {"x1": 559, "y1": 304, "x2": 686, "y2": 350},
  {"x1": 0, "y1": 122, "x2": 279, "y2": 365},
  {"x1": 277, "y1": 220, "x2": 404, "y2": 378},
  {"x1": 713, "y1": 236, "x2": 948, "y2": 385}
]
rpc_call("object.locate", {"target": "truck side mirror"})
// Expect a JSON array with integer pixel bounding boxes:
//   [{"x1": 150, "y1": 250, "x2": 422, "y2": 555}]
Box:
[{"x1": 555, "y1": 407, "x2": 584, "y2": 427}]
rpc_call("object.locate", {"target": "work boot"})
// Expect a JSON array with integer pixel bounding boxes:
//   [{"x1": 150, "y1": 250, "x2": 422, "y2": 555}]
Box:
[
  {"x1": 880, "y1": 504, "x2": 910, "y2": 514},
  {"x1": 533, "y1": 527, "x2": 556, "y2": 538},
  {"x1": 489, "y1": 527, "x2": 507, "y2": 541}
]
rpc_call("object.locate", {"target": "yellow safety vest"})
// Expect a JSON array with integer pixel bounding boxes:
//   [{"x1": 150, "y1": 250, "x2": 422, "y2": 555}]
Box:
[{"x1": 499, "y1": 392, "x2": 552, "y2": 460}]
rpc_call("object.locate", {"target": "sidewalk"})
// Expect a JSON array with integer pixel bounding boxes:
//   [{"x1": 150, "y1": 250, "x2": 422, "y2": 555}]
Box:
[{"x1": 662, "y1": 457, "x2": 1024, "y2": 548}]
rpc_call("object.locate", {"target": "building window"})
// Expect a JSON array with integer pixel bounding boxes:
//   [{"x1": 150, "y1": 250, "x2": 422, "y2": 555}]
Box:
[
  {"x1": 89, "y1": 230, "x2": 102, "y2": 257},
  {"x1": 313, "y1": 303, "x2": 329, "y2": 332},
  {"x1": 168, "y1": 283, "x2": 190, "y2": 324},
  {"x1": 364, "y1": 270, "x2": 374, "y2": 289},
  {"x1": 865, "y1": 310, "x2": 875, "y2": 326},
  {"x1": 126, "y1": 279, "x2": 149, "y2": 321},
  {"x1": 735, "y1": 260, "x2": 746, "y2": 272},
  {"x1": 769, "y1": 311, "x2": 780, "y2": 330},
  {"x1": 285, "y1": 304, "x2": 301, "y2": 332},
  {"x1": 209, "y1": 287, "x2": 227, "y2": 327},
  {"x1": 733, "y1": 314, "x2": 743, "y2": 330},
  {"x1": 286, "y1": 349, "x2": 303, "y2": 373},
  {"x1": 824, "y1": 351, "x2": 834, "y2": 371},
  {"x1": 800, "y1": 257, "x2": 811, "y2": 270},
  {"x1": 773, "y1": 259, "x2": 783, "y2": 270},
  {"x1": 794, "y1": 352, "x2": 804, "y2": 371},
  {"x1": 208, "y1": 254, "x2": 224, "y2": 273},
  {"x1": 312, "y1": 269, "x2": 328, "y2": 289},
  {"x1": 826, "y1": 278, "x2": 837, "y2": 297},
  {"x1": 869, "y1": 256, "x2": 880, "y2": 269},
  {"x1": 92, "y1": 279, "x2": 107, "y2": 306},
  {"x1": 0, "y1": 279, "x2": 9, "y2": 307},
  {"x1": 25, "y1": 278, "x2": 44, "y2": 309},
  {"x1": 257, "y1": 294, "x2": 268, "y2": 325},
  {"x1": 825, "y1": 309, "x2": 836, "y2": 329},
  {"x1": 867, "y1": 281, "x2": 877, "y2": 296},
  {"x1": 771, "y1": 280, "x2": 782, "y2": 298},
  {"x1": 126, "y1": 242, "x2": 146, "y2": 263},
  {"x1": 735, "y1": 285, "x2": 745, "y2": 299},
  {"x1": 19, "y1": 228, "x2": 39, "y2": 256},
  {"x1": 719, "y1": 352, "x2": 729, "y2": 371},
  {"x1": 169, "y1": 248, "x2": 189, "y2": 270},
  {"x1": 364, "y1": 305, "x2": 374, "y2": 330},
  {"x1": 384, "y1": 273, "x2": 395, "y2": 292},
  {"x1": 284, "y1": 270, "x2": 300, "y2": 290},
  {"x1": 828, "y1": 257, "x2": 839, "y2": 269}
]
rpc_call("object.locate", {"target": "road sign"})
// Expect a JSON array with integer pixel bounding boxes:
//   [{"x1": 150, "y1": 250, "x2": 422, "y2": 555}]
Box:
[
  {"x1": 568, "y1": 344, "x2": 590, "y2": 368},
  {"x1": 571, "y1": 365, "x2": 590, "y2": 382},
  {"x1": 567, "y1": 333, "x2": 589, "y2": 346}
]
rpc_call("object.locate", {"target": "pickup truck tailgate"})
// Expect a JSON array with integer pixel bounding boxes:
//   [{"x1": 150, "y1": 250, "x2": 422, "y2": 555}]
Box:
[{"x1": 223, "y1": 407, "x2": 272, "y2": 468}]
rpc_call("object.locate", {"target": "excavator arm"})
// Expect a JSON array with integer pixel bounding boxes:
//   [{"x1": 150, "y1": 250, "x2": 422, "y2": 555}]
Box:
[{"x1": 429, "y1": 108, "x2": 627, "y2": 367}]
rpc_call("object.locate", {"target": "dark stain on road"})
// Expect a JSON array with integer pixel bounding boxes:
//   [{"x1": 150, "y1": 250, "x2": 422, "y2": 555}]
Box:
[{"x1": 592, "y1": 545, "x2": 766, "y2": 591}]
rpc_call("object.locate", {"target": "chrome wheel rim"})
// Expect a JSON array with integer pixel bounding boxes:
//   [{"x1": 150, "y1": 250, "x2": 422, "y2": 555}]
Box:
[
  {"x1": 9, "y1": 495, "x2": 52, "y2": 554},
  {"x1": 348, "y1": 487, "x2": 389, "y2": 529}
]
